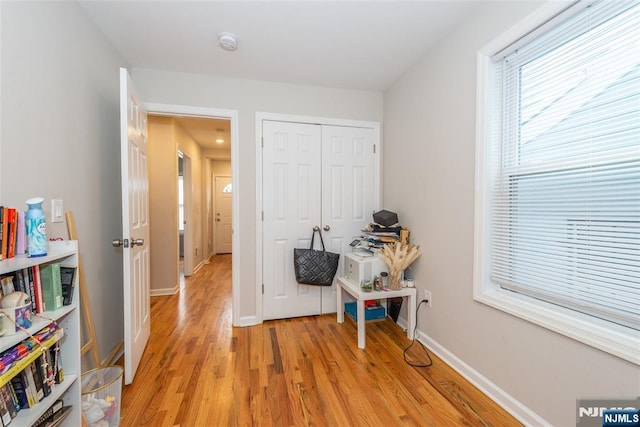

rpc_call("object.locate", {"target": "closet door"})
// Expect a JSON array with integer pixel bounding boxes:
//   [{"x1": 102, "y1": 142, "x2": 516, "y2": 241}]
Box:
[
  {"x1": 320, "y1": 125, "x2": 376, "y2": 313},
  {"x1": 262, "y1": 120, "x2": 323, "y2": 319},
  {"x1": 262, "y1": 120, "x2": 378, "y2": 320}
]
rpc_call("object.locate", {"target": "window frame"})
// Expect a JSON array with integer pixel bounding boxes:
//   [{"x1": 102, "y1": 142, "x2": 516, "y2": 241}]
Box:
[{"x1": 474, "y1": 0, "x2": 640, "y2": 365}]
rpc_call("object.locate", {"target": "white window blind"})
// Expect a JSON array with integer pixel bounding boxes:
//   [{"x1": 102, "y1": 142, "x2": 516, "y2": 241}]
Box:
[{"x1": 490, "y1": 0, "x2": 640, "y2": 330}]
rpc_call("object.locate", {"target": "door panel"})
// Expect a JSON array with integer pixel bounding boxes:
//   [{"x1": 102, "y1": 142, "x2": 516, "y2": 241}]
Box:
[
  {"x1": 321, "y1": 126, "x2": 376, "y2": 313},
  {"x1": 120, "y1": 68, "x2": 150, "y2": 385},
  {"x1": 262, "y1": 121, "x2": 322, "y2": 320}
]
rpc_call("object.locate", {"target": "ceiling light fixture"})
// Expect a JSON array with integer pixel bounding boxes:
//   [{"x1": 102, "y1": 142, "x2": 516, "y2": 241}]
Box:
[
  {"x1": 216, "y1": 129, "x2": 225, "y2": 144},
  {"x1": 218, "y1": 32, "x2": 238, "y2": 51}
]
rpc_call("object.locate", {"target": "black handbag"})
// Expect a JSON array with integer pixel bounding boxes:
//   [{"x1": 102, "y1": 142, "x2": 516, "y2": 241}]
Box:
[{"x1": 293, "y1": 229, "x2": 340, "y2": 286}]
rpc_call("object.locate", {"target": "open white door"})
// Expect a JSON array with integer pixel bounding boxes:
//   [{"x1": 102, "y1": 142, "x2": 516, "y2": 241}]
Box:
[{"x1": 118, "y1": 67, "x2": 150, "y2": 384}]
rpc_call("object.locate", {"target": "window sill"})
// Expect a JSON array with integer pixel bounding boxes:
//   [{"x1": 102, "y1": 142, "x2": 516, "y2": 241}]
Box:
[{"x1": 474, "y1": 287, "x2": 640, "y2": 366}]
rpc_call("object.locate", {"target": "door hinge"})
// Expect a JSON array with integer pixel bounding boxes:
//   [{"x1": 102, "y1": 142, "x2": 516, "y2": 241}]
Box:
[
  {"x1": 261, "y1": 211, "x2": 264, "y2": 221},
  {"x1": 373, "y1": 144, "x2": 376, "y2": 154},
  {"x1": 262, "y1": 284, "x2": 265, "y2": 294},
  {"x1": 261, "y1": 137, "x2": 264, "y2": 148}
]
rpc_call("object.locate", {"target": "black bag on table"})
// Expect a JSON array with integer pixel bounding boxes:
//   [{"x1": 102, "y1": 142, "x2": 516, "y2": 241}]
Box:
[{"x1": 294, "y1": 229, "x2": 340, "y2": 286}]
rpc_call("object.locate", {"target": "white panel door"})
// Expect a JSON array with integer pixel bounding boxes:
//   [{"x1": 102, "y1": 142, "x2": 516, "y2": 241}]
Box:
[
  {"x1": 320, "y1": 125, "x2": 376, "y2": 313},
  {"x1": 262, "y1": 121, "x2": 323, "y2": 319},
  {"x1": 119, "y1": 68, "x2": 150, "y2": 385},
  {"x1": 214, "y1": 176, "x2": 233, "y2": 254}
]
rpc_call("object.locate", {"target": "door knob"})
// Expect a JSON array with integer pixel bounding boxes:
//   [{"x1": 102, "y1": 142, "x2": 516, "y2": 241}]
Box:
[
  {"x1": 112, "y1": 238, "x2": 129, "y2": 248},
  {"x1": 131, "y1": 238, "x2": 144, "y2": 247},
  {"x1": 323, "y1": 225, "x2": 331, "y2": 231}
]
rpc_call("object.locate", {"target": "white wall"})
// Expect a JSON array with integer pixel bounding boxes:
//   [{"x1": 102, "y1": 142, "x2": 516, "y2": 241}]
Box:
[
  {"x1": 383, "y1": 2, "x2": 640, "y2": 425},
  {"x1": 132, "y1": 68, "x2": 384, "y2": 320},
  {"x1": 175, "y1": 121, "x2": 204, "y2": 269},
  {"x1": 148, "y1": 116, "x2": 179, "y2": 294},
  {"x1": 1, "y1": 1, "x2": 126, "y2": 365}
]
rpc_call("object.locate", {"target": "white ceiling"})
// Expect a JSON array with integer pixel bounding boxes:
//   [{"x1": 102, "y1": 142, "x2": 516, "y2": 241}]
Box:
[
  {"x1": 173, "y1": 116, "x2": 231, "y2": 150},
  {"x1": 78, "y1": 1, "x2": 482, "y2": 92}
]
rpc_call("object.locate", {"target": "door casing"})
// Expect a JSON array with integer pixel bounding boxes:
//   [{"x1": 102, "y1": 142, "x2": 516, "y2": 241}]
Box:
[{"x1": 255, "y1": 112, "x2": 381, "y2": 324}]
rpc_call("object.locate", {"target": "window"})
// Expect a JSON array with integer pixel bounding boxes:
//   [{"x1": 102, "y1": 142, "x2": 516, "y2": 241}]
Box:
[{"x1": 475, "y1": 0, "x2": 639, "y2": 364}]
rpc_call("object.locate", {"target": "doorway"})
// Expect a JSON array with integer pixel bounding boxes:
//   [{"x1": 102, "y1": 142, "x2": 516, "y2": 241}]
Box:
[
  {"x1": 214, "y1": 175, "x2": 233, "y2": 254},
  {"x1": 145, "y1": 104, "x2": 240, "y2": 326}
]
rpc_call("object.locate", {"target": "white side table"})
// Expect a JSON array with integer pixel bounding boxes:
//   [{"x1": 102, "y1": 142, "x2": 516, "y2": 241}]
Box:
[{"x1": 336, "y1": 276, "x2": 417, "y2": 349}]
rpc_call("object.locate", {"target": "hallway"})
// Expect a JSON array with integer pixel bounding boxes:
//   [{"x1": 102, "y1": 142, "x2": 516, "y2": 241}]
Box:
[{"x1": 119, "y1": 255, "x2": 518, "y2": 426}]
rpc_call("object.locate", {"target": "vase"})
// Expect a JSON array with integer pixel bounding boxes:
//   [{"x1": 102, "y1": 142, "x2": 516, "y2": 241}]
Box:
[{"x1": 389, "y1": 269, "x2": 403, "y2": 290}]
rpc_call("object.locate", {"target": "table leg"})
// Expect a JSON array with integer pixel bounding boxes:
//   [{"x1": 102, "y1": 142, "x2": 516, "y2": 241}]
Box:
[
  {"x1": 357, "y1": 300, "x2": 366, "y2": 349},
  {"x1": 407, "y1": 293, "x2": 416, "y2": 340},
  {"x1": 337, "y1": 284, "x2": 344, "y2": 323}
]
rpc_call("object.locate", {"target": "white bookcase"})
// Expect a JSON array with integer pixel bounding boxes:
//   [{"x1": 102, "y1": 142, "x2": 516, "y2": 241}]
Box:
[{"x1": 0, "y1": 240, "x2": 81, "y2": 426}]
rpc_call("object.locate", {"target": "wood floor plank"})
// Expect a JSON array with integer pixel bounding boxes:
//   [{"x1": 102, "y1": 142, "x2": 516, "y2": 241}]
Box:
[{"x1": 119, "y1": 255, "x2": 521, "y2": 426}]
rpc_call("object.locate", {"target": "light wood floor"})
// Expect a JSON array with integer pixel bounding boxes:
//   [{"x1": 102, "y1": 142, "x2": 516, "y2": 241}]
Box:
[{"x1": 119, "y1": 255, "x2": 521, "y2": 426}]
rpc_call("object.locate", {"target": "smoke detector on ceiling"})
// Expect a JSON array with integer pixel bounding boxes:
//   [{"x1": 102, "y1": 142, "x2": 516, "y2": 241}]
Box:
[{"x1": 218, "y1": 32, "x2": 238, "y2": 51}]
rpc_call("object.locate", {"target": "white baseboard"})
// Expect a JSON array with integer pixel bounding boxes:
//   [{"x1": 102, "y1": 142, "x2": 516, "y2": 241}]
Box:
[
  {"x1": 237, "y1": 315, "x2": 259, "y2": 327},
  {"x1": 150, "y1": 286, "x2": 179, "y2": 296},
  {"x1": 104, "y1": 341, "x2": 124, "y2": 366},
  {"x1": 416, "y1": 330, "x2": 551, "y2": 427},
  {"x1": 193, "y1": 261, "x2": 205, "y2": 273}
]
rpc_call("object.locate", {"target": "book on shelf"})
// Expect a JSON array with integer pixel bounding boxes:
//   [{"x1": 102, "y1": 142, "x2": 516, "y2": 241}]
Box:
[
  {"x1": 26, "y1": 267, "x2": 36, "y2": 313},
  {"x1": 0, "y1": 207, "x2": 4, "y2": 261},
  {"x1": 31, "y1": 399, "x2": 62, "y2": 427},
  {"x1": 13, "y1": 270, "x2": 25, "y2": 296},
  {"x1": 40, "y1": 264, "x2": 63, "y2": 312},
  {"x1": 23, "y1": 363, "x2": 40, "y2": 405},
  {"x1": 6, "y1": 209, "x2": 16, "y2": 260},
  {"x1": 47, "y1": 405, "x2": 72, "y2": 427},
  {"x1": 0, "y1": 383, "x2": 17, "y2": 421},
  {"x1": 0, "y1": 390, "x2": 10, "y2": 427},
  {"x1": 33, "y1": 400, "x2": 69, "y2": 427},
  {"x1": 34, "y1": 354, "x2": 51, "y2": 398},
  {"x1": 14, "y1": 213, "x2": 25, "y2": 258},
  {"x1": 4, "y1": 384, "x2": 18, "y2": 420},
  {"x1": 0, "y1": 206, "x2": 26, "y2": 261},
  {"x1": 33, "y1": 265, "x2": 44, "y2": 313},
  {"x1": 29, "y1": 362, "x2": 44, "y2": 402},
  {"x1": 0, "y1": 207, "x2": 12, "y2": 261},
  {"x1": 10, "y1": 371, "x2": 32, "y2": 409},
  {"x1": 59, "y1": 267, "x2": 76, "y2": 306},
  {"x1": 48, "y1": 343, "x2": 63, "y2": 385},
  {"x1": 0, "y1": 276, "x2": 14, "y2": 298}
]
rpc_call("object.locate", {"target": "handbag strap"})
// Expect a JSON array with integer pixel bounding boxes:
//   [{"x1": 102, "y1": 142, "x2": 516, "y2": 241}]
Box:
[{"x1": 309, "y1": 228, "x2": 326, "y2": 252}]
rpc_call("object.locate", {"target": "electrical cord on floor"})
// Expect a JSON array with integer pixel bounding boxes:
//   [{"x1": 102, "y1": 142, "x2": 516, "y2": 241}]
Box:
[{"x1": 403, "y1": 299, "x2": 433, "y2": 368}]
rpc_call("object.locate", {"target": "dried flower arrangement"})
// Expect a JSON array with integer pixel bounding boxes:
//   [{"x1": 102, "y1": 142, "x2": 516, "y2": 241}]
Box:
[{"x1": 377, "y1": 242, "x2": 421, "y2": 290}]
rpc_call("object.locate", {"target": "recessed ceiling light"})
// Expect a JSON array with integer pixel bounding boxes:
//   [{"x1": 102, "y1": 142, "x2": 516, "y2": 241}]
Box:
[
  {"x1": 216, "y1": 129, "x2": 225, "y2": 144},
  {"x1": 218, "y1": 32, "x2": 238, "y2": 51}
]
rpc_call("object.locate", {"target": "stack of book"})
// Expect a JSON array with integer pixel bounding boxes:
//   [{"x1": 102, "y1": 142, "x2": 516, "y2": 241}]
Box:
[
  {"x1": 0, "y1": 265, "x2": 75, "y2": 316},
  {"x1": 0, "y1": 326, "x2": 65, "y2": 426},
  {"x1": 0, "y1": 207, "x2": 25, "y2": 261},
  {"x1": 357, "y1": 224, "x2": 410, "y2": 252}
]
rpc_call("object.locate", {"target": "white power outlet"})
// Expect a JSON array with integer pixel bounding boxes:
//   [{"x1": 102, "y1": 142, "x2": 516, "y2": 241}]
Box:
[{"x1": 423, "y1": 289, "x2": 432, "y2": 307}]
